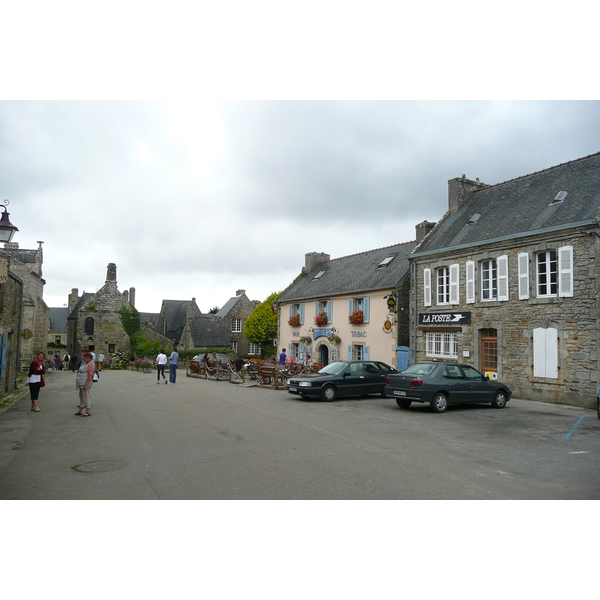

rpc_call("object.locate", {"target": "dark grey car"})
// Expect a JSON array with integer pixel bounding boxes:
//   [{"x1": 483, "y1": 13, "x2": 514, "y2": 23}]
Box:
[{"x1": 384, "y1": 362, "x2": 512, "y2": 413}]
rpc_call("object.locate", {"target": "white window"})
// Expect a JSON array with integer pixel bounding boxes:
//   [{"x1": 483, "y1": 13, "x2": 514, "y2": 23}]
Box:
[
  {"x1": 481, "y1": 259, "x2": 497, "y2": 300},
  {"x1": 348, "y1": 344, "x2": 370, "y2": 360},
  {"x1": 315, "y1": 300, "x2": 332, "y2": 324},
  {"x1": 533, "y1": 327, "x2": 558, "y2": 378},
  {"x1": 248, "y1": 343, "x2": 261, "y2": 355},
  {"x1": 231, "y1": 341, "x2": 238, "y2": 352},
  {"x1": 537, "y1": 250, "x2": 558, "y2": 297},
  {"x1": 348, "y1": 297, "x2": 370, "y2": 323},
  {"x1": 425, "y1": 332, "x2": 458, "y2": 359},
  {"x1": 436, "y1": 267, "x2": 450, "y2": 304},
  {"x1": 231, "y1": 318, "x2": 242, "y2": 332},
  {"x1": 290, "y1": 303, "x2": 305, "y2": 325}
]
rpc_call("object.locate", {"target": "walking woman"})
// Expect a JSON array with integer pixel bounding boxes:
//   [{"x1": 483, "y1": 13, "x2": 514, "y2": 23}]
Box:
[
  {"x1": 75, "y1": 352, "x2": 95, "y2": 417},
  {"x1": 28, "y1": 352, "x2": 46, "y2": 412}
]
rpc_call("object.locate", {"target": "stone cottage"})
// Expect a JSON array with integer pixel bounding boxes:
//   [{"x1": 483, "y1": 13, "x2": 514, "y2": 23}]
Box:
[{"x1": 410, "y1": 153, "x2": 600, "y2": 408}]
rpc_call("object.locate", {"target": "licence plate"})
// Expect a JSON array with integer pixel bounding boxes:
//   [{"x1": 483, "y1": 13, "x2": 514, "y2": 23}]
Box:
[
  {"x1": 393, "y1": 390, "x2": 407, "y2": 396},
  {"x1": 289, "y1": 387, "x2": 297, "y2": 392}
]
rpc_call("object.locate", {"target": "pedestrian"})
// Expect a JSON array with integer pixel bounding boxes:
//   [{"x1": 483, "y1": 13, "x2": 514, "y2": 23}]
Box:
[
  {"x1": 27, "y1": 352, "x2": 46, "y2": 412},
  {"x1": 169, "y1": 347, "x2": 179, "y2": 383},
  {"x1": 279, "y1": 348, "x2": 287, "y2": 365},
  {"x1": 75, "y1": 352, "x2": 95, "y2": 417},
  {"x1": 156, "y1": 349, "x2": 167, "y2": 384},
  {"x1": 97, "y1": 352, "x2": 105, "y2": 371},
  {"x1": 69, "y1": 354, "x2": 78, "y2": 372},
  {"x1": 54, "y1": 356, "x2": 61, "y2": 370},
  {"x1": 63, "y1": 352, "x2": 70, "y2": 371}
]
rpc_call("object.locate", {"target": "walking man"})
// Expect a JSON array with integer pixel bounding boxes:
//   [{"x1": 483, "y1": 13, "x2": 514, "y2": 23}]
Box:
[{"x1": 169, "y1": 347, "x2": 179, "y2": 384}]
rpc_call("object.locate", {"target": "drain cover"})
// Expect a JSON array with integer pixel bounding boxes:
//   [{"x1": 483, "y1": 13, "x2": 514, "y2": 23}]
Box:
[{"x1": 73, "y1": 460, "x2": 126, "y2": 473}]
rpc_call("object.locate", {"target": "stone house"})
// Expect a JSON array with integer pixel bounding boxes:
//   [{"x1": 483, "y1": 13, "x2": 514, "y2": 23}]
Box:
[
  {"x1": 216, "y1": 290, "x2": 260, "y2": 356},
  {"x1": 277, "y1": 244, "x2": 416, "y2": 368},
  {"x1": 155, "y1": 299, "x2": 201, "y2": 345},
  {"x1": 47, "y1": 307, "x2": 69, "y2": 363},
  {"x1": 0, "y1": 254, "x2": 24, "y2": 396},
  {"x1": 410, "y1": 152, "x2": 600, "y2": 408},
  {"x1": 67, "y1": 263, "x2": 136, "y2": 358},
  {"x1": 1, "y1": 241, "x2": 50, "y2": 372}
]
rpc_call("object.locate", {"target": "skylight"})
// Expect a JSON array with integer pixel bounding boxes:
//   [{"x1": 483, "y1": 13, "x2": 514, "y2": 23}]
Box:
[
  {"x1": 377, "y1": 255, "x2": 396, "y2": 268},
  {"x1": 313, "y1": 270, "x2": 326, "y2": 279},
  {"x1": 550, "y1": 191, "x2": 567, "y2": 205},
  {"x1": 468, "y1": 213, "x2": 481, "y2": 224}
]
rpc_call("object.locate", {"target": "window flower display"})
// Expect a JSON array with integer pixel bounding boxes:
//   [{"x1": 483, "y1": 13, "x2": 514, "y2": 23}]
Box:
[
  {"x1": 314, "y1": 312, "x2": 328, "y2": 326},
  {"x1": 349, "y1": 310, "x2": 364, "y2": 325},
  {"x1": 288, "y1": 314, "x2": 301, "y2": 327}
]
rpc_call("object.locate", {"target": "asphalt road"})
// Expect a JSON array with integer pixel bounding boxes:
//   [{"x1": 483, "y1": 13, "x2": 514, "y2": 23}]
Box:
[{"x1": 0, "y1": 368, "x2": 598, "y2": 499}]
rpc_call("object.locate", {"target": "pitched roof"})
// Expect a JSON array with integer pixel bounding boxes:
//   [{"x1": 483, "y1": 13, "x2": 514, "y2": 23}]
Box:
[
  {"x1": 188, "y1": 314, "x2": 231, "y2": 347},
  {"x1": 278, "y1": 241, "x2": 417, "y2": 303},
  {"x1": 414, "y1": 152, "x2": 600, "y2": 256},
  {"x1": 159, "y1": 299, "x2": 201, "y2": 342},
  {"x1": 216, "y1": 295, "x2": 242, "y2": 316},
  {"x1": 49, "y1": 307, "x2": 69, "y2": 332}
]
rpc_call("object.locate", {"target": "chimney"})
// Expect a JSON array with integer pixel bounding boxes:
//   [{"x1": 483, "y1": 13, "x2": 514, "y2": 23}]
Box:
[
  {"x1": 236, "y1": 289, "x2": 245, "y2": 296},
  {"x1": 415, "y1": 220, "x2": 436, "y2": 244},
  {"x1": 68, "y1": 288, "x2": 79, "y2": 312},
  {"x1": 129, "y1": 287, "x2": 136, "y2": 307},
  {"x1": 304, "y1": 252, "x2": 330, "y2": 274},
  {"x1": 106, "y1": 263, "x2": 117, "y2": 282},
  {"x1": 448, "y1": 175, "x2": 487, "y2": 211}
]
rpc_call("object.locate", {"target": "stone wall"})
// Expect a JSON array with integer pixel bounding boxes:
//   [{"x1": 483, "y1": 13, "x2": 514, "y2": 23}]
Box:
[{"x1": 411, "y1": 227, "x2": 599, "y2": 408}]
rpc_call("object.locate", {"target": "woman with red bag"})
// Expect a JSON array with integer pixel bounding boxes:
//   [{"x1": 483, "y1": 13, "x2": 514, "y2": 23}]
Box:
[{"x1": 27, "y1": 352, "x2": 46, "y2": 412}]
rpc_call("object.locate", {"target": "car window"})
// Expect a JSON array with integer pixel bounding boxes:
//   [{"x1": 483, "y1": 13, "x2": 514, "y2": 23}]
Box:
[
  {"x1": 349, "y1": 363, "x2": 365, "y2": 375},
  {"x1": 403, "y1": 363, "x2": 437, "y2": 376},
  {"x1": 319, "y1": 362, "x2": 346, "y2": 375},
  {"x1": 443, "y1": 365, "x2": 464, "y2": 379},
  {"x1": 364, "y1": 363, "x2": 380, "y2": 374},
  {"x1": 461, "y1": 365, "x2": 484, "y2": 381}
]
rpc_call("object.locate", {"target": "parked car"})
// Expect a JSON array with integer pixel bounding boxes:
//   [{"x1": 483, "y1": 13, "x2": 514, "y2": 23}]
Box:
[
  {"x1": 384, "y1": 362, "x2": 512, "y2": 413},
  {"x1": 286, "y1": 360, "x2": 398, "y2": 401}
]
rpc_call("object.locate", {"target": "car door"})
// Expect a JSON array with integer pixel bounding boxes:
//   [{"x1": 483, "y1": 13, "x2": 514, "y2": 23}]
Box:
[
  {"x1": 363, "y1": 362, "x2": 386, "y2": 394},
  {"x1": 459, "y1": 365, "x2": 489, "y2": 402},
  {"x1": 339, "y1": 362, "x2": 367, "y2": 396},
  {"x1": 441, "y1": 365, "x2": 470, "y2": 402}
]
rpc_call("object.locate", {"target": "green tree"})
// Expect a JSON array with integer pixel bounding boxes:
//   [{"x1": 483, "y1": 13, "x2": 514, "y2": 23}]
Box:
[
  {"x1": 119, "y1": 305, "x2": 141, "y2": 337},
  {"x1": 119, "y1": 305, "x2": 159, "y2": 358},
  {"x1": 244, "y1": 292, "x2": 281, "y2": 357}
]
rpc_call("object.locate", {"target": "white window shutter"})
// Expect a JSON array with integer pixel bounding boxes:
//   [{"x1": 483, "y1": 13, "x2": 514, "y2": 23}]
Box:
[
  {"x1": 533, "y1": 327, "x2": 558, "y2": 378},
  {"x1": 558, "y1": 246, "x2": 573, "y2": 297},
  {"x1": 518, "y1": 253, "x2": 529, "y2": 300},
  {"x1": 299, "y1": 303, "x2": 305, "y2": 325},
  {"x1": 497, "y1": 255, "x2": 509, "y2": 301},
  {"x1": 424, "y1": 268, "x2": 432, "y2": 306},
  {"x1": 449, "y1": 264, "x2": 459, "y2": 304},
  {"x1": 466, "y1": 261, "x2": 475, "y2": 304}
]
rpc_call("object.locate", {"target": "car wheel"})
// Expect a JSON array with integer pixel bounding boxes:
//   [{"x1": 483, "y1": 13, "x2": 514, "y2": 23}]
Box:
[
  {"x1": 430, "y1": 393, "x2": 448, "y2": 413},
  {"x1": 491, "y1": 390, "x2": 507, "y2": 409},
  {"x1": 321, "y1": 385, "x2": 337, "y2": 402},
  {"x1": 396, "y1": 399, "x2": 412, "y2": 409}
]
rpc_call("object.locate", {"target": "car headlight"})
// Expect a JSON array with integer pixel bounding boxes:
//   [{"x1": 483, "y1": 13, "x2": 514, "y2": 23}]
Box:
[{"x1": 299, "y1": 381, "x2": 312, "y2": 387}]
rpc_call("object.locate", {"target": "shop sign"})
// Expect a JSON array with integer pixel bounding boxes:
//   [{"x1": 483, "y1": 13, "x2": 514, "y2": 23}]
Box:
[{"x1": 419, "y1": 312, "x2": 471, "y2": 325}]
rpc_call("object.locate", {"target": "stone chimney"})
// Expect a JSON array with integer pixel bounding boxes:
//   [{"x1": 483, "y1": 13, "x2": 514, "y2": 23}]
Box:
[
  {"x1": 68, "y1": 288, "x2": 79, "y2": 312},
  {"x1": 236, "y1": 289, "x2": 245, "y2": 296},
  {"x1": 129, "y1": 287, "x2": 135, "y2": 307},
  {"x1": 304, "y1": 252, "x2": 330, "y2": 274},
  {"x1": 415, "y1": 220, "x2": 436, "y2": 244},
  {"x1": 106, "y1": 263, "x2": 117, "y2": 282},
  {"x1": 448, "y1": 175, "x2": 487, "y2": 211}
]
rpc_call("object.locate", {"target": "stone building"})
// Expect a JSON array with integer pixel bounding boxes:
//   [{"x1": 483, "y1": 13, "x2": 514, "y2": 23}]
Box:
[
  {"x1": 410, "y1": 153, "x2": 600, "y2": 408},
  {"x1": 67, "y1": 263, "x2": 136, "y2": 358},
  {"x1": 155, "y1": 299, "x2": 201, "y2": 345},
  {"x1": 216, "y1": 290, "x2": 260, "y2": 356},
  {"x1": 47, "y1": 307, "x2": 69, "y2": 364},
  {"x1": 1, "y1": 241, "x2": 50, "y2": 372},
  {"x1": 0, "y1": 255, "x2": 24, "y2": 396},
  {"x1": 277, "y1": 244, "x2": 416, "y2": 369}
]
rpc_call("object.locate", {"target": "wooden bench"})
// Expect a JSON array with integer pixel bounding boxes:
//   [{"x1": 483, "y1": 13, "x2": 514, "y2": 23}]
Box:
[{"x1": 257, "y1": 363, "x2": 286, "y2": 389}]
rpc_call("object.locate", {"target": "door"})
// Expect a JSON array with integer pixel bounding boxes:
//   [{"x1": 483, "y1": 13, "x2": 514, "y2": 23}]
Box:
[{"x1": 480, "y1": 329, "x2": 498, "y2": 381}]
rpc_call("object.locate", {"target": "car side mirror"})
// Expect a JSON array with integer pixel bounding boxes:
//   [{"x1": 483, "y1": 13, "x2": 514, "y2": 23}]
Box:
[{"x1": 484, "y1": 376, "x2": 489, "y2": 381}]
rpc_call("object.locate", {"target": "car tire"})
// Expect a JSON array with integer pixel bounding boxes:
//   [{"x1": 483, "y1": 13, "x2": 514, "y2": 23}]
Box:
[
  {"x1": 491, "y1": 390, "x2": 508, "y2": 409},
  {"x1": 321, "y1": 385, "x2": 337, "y2": 402},
  {"x1": 430, "y1": 393, "x2": 448, "y2": 413},
  {"x1": 396, "y1": 399, "x2": 412, "y2": 409}
]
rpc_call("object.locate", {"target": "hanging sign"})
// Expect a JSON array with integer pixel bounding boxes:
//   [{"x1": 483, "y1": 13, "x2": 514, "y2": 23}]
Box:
[{"x1": 419, "y1": 312, "x2": 471, "y2": 325}]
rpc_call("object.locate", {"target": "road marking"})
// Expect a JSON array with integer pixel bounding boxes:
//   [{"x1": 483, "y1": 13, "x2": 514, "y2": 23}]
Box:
[
  {"x1": 561, "y1": 416, "x2": 586, "y2": 440},
  {"x1": 569, "y1": 451, "x2": 589, "y2": 454}
]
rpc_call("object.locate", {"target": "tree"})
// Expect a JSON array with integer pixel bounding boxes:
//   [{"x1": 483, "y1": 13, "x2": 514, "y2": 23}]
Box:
[
  {"x1": 244, "y1": 292, "x2": 281, "y2": 356},
  {"x1": 208, "y1": 306, "x2": 220, "y2": 314},
  {"x1": 119, "y1": 304, "x2": 159, "y2": 358}
]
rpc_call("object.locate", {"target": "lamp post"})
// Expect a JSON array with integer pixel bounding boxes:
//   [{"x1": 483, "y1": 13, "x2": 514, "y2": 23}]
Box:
[{"x1": 0, "y1": 200, "x2": 19, "y2": 243}]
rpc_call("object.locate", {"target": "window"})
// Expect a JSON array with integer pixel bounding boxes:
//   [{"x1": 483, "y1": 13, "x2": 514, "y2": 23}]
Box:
[
  {"x1": 436, "y1": 265, "x2": 459, "y2": 304},
  {"x1": 231, "y1": 341, "x2": 238, "y2": 352},
  {"x1": 84, "y1": 317, "x2": 94, "y2": 335},
  {"x1": 108, "y1": 344, "x2": 115, "y2": 353},
  {"x1": 349, "y1": 297, "x2": 370, "y2": 323},
  {"x1": 377, "y1": 255, "x2": 396, "y2": 268},
  {"x1": 55, "y1": 335, "x2": 62, "y2": 344},
  {"x1": 313, "y1": 270, "x2": 326, "y2": 279},
  {"x1": 291, "y1": 343, "x2": 300, "y2": 361},
  {"x1": 289, "y1": 303, "x2": 305, "y2": 325},
  {"x1": 481, "y1": 259, "x2": 497, "y2": 300},
  {"x1": 537, "y1": 250, "x2": 557, "y2": 296},
  {"x1": 315, "y1": 300, "x2": 332, "y2": 324},
  {"x1": 248, "y1": 343, "x2": 261, "y2": 355},
  {"x1": 231, "y1": 318, "x2": 242, "y2": 333},
  {"x1": 352, "y1": 345, "x2": 365, "y2": 360},
  {"x1": 426, "y1": 332, "x2": 458, "y2": 359},
  {"x1": 533, "y1": 327, "x2": 558, "y2": 378}
]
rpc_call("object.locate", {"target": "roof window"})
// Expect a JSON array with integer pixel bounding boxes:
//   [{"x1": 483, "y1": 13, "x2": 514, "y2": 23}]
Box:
[
  {"x1": 550, "y1": 191, "x2": 567, "y2": 205},
  {"x1": 377, "y1": 255, "x2": 397, "y2": 268},
  {"x1": 467, "y1": 213, "x2": 481, "y2": 224},
  {"x1": 313, "y1": 270, "x2": 326, "y2": 279}
]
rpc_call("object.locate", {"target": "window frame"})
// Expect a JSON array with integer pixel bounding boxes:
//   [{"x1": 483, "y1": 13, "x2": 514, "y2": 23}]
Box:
[{"x1": 425, "y1": 331, "x2": 458, "y2": 359}]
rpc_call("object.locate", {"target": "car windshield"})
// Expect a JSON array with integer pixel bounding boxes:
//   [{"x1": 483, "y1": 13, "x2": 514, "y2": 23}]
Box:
[
  {"x1": 402, "y1": 363, "x2": 438, "y2": 376},
  {"x1": 319, "y1": 362, "x2": 347, "y2": 375}
]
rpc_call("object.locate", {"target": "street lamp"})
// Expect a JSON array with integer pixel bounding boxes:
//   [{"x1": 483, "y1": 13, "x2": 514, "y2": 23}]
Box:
[{"x1": 0, "y1": 200, "x2": 18, "y2": 243}]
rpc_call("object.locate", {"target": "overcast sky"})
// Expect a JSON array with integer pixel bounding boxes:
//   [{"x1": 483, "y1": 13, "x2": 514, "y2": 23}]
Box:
[{"x1": 2, "y1": 100, "x2": 599, "y2": 313}]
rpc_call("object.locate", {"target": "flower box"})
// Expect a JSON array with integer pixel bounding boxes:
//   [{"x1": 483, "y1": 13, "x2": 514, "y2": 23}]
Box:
[
  {"x1": 314, "y1": 312, "x2": 328, "y2": 326},
  {"x1": 288, "y1": 314, "x2": 301, "y2": 327},
  {"x1": 349, "y1": 310, "x2": 364, "y2": 325}
]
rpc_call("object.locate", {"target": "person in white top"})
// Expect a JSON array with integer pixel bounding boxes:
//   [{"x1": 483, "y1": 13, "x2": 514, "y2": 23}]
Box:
[{"x1": 156, "y1": 350, "x2": 168, "y2": 384}]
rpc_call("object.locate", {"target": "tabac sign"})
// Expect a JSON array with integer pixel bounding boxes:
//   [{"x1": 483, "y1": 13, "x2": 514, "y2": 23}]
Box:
[{"x1": 419, "y1": 312, "x2": 471, "y2": 325}]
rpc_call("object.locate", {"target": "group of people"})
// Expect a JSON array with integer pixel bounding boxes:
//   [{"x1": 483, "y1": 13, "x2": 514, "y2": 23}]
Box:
[
  {"x1": 156, "y1": 348, "x2": 179, "y2": 384},
  {"x1": 28, "y1": 348, "x2": 101, "y2": 417}
]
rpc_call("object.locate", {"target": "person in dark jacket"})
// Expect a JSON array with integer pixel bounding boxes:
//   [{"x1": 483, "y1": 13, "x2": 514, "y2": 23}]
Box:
[{"x1": 28, "y1": 352, "x2": 46, "y2": 412}]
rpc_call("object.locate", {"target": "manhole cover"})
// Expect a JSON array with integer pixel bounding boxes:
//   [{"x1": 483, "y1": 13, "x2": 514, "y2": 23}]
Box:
[{"x1": 73, "y1": 460, "x2": 126, "y2": 473}]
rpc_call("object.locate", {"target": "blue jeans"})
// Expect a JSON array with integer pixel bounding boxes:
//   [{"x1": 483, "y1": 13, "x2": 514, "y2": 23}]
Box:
[{"x1": 169, "y1": 363, "x2": 177, "y2": 383}]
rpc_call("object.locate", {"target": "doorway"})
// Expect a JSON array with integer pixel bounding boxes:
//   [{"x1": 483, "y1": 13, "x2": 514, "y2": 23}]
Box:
[{"x1": 480, "y1": 328, "x2": 498, "y2": 380}]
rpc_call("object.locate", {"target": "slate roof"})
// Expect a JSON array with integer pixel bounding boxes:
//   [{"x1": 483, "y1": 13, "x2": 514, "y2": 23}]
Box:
[
  {"x1": 49, "y1": 307, "x2": 69, "y2": 332},
  {"x1": 1, "y1": 247, "x2": 38, "y2": 264},
  {"x1": 216, "y1": 295, "x2": 240, "y2": 317},
  {"x1": 414, "y1": 152, "x2": 600, "y2": 256},
  {"x1": 159, "y1": 299, "x2": 201, "y2": 342},
  {"x1": 188, "y1": 314, "x2": 231, "y2": 347},
  {"x1": 278, "y1": 241, "x2": 417, "y2": 303}
]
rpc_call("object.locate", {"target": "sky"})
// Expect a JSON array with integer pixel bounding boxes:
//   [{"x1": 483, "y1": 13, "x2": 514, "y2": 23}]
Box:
[{"x1": 2, "y1": 100, "x2": 600, "y2": 313}]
